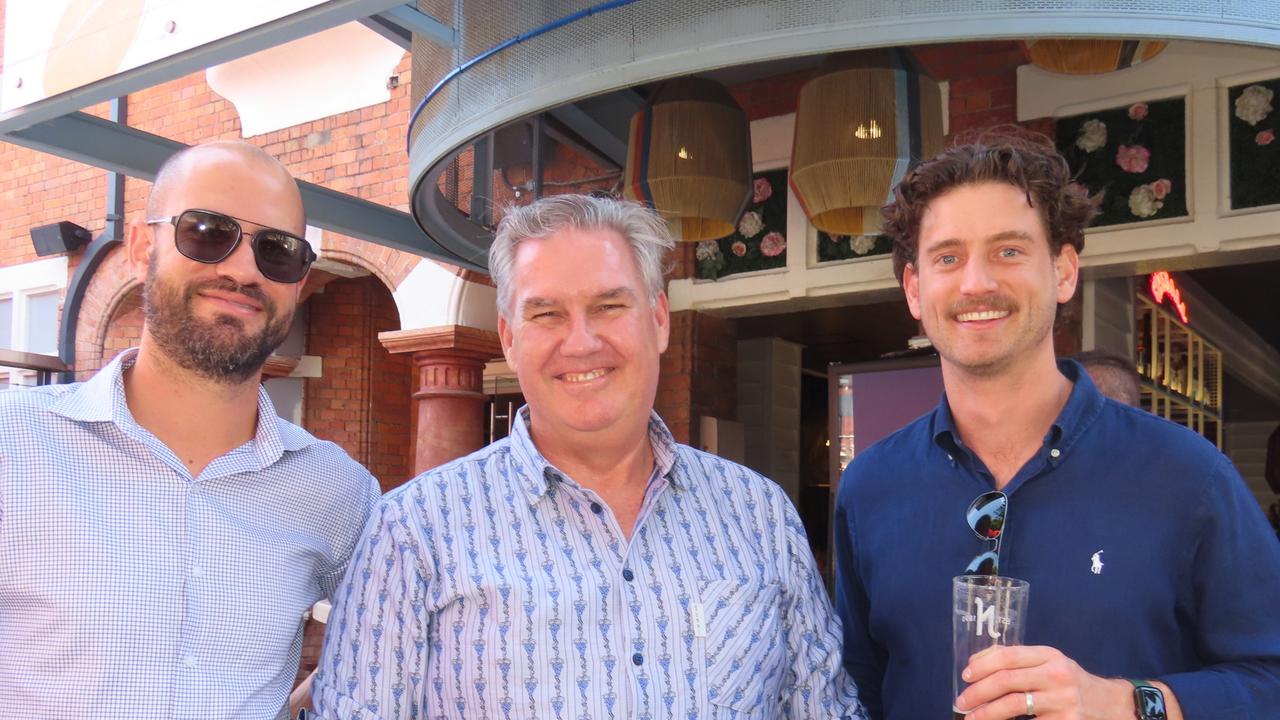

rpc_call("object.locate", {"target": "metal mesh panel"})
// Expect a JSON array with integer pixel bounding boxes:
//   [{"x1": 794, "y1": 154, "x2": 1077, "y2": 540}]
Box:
[{"x1": 409, "y1": 0, "x2": 1280, "y2": 170}]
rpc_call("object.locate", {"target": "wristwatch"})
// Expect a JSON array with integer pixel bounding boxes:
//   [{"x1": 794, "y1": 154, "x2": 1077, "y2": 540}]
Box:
[{"x1": 1127, "y1": 679, "x2": 1167, "y2": 720}]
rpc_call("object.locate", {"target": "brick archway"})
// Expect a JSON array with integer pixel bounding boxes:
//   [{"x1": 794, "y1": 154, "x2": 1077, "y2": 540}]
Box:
[
  {"x1": 73, "y1": 245, "x2": 140, "y2": 380},
  {"x1": 321, "y1": 234, "x2": 420, "y2": 292}
]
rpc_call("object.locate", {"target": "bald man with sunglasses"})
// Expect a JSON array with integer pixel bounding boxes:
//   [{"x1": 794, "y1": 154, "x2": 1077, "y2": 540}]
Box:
[{"x1": 0, "y1": 141, "x2": 379, "y2": 720}]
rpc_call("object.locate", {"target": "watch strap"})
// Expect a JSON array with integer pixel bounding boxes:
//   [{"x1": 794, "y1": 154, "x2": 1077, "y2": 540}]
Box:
[{"x1": 1127, "y1": 679, "x2": 1167, "y2": 720}]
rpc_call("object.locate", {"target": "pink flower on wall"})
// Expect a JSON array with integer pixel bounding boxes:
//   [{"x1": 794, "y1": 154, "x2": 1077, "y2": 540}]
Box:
[
  {"x1": 759, "y1": 231, "x2": 786, "y2": 257},
  {"x1": 1150, "y1": 179, "x2": 1172, "y2": 199},
  {"x1": 731, "y1": 240, "x2": 747, "y2": 257},
  {"x1": 1128, "y1": 103, "x2": 1149, "y2": 121},
  {"x1": 752, "y1": 177, "x2": 773, "y2": 203},
  {"x1": 1257, "y1": 129, "x2": 1275, "y2": 146},
  {"x1": 1116, "y1": 144, "x2": 1151, "y2": 173}
]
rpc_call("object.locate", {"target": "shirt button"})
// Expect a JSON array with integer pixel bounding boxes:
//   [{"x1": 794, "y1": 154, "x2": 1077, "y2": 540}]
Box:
[
  {"x1": 622, "y1": 568, "x2": 634, "y2": 582},
  {"x1": 1050, "y1": 448, "x2": 1061, "y2": 458},
  {"x1": 190, "y1": 565, "x2": 203, "y2": 578},
  {"x1": 181, "y1": 656, "x2": 196, "y2": 670},
  {"x1": 590, "y1": 502, "x2": 603, "y2": 515},
  {"x1": 632, "y1": 652, "x2": 643, "y2": 666}
]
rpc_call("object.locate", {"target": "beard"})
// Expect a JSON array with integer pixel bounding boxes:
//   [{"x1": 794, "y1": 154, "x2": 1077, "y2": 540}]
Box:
[{"x1": 143, "y1": 263, "x2": 293, "y2": 385}]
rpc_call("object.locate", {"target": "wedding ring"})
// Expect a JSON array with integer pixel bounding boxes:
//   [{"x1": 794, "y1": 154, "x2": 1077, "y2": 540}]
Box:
[{"x1": 1025, "y1": 691, "x2": 1036, "y2": 716}]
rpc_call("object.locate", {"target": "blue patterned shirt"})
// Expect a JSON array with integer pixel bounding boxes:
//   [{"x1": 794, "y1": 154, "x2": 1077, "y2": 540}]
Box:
[
  {"x1": 314, "y1": 407, "x2": 865, "y2": 720},
  {"x1": 0, "y1": 349, "x2": 380, "y2": 720}
]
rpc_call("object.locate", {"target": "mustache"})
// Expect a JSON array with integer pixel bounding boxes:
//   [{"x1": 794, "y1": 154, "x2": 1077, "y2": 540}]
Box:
[
  {"x1": 184, "y1": 277, "x2": 273, "y2": 311},
  {"x1": 949, "y1": 296, "x2": 1017, "y2": 316}
]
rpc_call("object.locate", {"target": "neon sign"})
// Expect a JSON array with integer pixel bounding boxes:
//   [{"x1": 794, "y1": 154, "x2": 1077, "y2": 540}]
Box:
[{"x1": 1149, "y1": 271, "x2": 1189, "y2": 323}]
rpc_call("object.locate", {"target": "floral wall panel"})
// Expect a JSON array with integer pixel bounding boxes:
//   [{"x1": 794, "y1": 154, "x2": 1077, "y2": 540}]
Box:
[
  {"x1": 1055, "y1": 97, "x2": 1187, "y2": 227},
  {"x1": 817, "y1": 230, "x2": 891, "y2": 263},
  {"x1": 695, "y1": 168, "x2": 787, "y2": 280},
  {"x1": 1228, "y1": 78, "x2": 1280, "y2": 210}
]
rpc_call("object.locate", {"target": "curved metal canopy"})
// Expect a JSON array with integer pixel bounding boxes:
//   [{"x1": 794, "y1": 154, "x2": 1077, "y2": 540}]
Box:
[{"x1": 406, "y1": 0, "x2": 1280, "y2": 271}]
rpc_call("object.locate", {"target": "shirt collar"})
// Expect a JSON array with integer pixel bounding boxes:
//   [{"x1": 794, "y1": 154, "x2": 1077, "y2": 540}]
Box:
[
  {"x1": 50, "y1": 347, "x2": 314, "y2": 466},
  {"x1": 509, "y1": 405, "x2": 682, "y2": 504},
  {"x1": 50, "y1": 348, "x2": 137, "y2": 425},
  {"x1": 931, "y1": 358, "x2": 1106, "y2": 463}
]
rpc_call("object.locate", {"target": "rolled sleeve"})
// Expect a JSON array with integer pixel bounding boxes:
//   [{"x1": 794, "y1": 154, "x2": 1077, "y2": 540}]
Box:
[{"x1": 313, "y1": 498, "x2": 431, "y2": 720}]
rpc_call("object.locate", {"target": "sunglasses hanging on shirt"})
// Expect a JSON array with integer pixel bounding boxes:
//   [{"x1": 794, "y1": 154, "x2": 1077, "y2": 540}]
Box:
[
  {"x1": 147, "y1": 208, "x2": 316, "y2": 284},
  {"x1": 965, "y1": 490, "x2": 1008, "y2": 576}
]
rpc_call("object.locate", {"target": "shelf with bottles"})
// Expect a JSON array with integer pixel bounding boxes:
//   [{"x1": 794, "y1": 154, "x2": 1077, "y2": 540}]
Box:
[{"x1": 1135, "y1": 294, "x2": 1223, "y2": 448}]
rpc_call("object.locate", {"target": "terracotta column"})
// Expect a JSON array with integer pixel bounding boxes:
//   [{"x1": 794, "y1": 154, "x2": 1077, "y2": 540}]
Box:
[{"x1": 379, "y1": 325, "x2": 503, "y2": 475}]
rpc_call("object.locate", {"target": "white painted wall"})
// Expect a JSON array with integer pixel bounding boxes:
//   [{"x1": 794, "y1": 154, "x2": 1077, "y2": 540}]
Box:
[
  {"x1": 207, "y1": 23, "x2": 405, "y2": 138},
  {"x1": 391, "y1": 259, "x2": 497, "y2": 332}
]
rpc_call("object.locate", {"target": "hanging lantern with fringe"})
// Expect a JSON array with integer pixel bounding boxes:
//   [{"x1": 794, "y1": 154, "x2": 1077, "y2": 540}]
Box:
[
  {"x1": 790, "y1": 49, "x2": 944, "y2": 236},
  {"x1": 1022, "y1": 39, "x2": 1167, "y2": 75},
  {"x1": 623, "y1": 76, "x2": 752, "y2": 242}
]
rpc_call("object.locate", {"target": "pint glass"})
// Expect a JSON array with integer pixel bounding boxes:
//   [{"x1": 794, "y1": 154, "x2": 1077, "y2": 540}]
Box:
[{"x1": 952, "y1": 575, "x2": 1030, "y2": 717}]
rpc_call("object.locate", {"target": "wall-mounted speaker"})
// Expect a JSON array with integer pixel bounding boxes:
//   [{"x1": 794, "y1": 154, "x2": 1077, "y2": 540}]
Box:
[{"x1": 30, "y1": 221, "x2": 92, "y2": 257}]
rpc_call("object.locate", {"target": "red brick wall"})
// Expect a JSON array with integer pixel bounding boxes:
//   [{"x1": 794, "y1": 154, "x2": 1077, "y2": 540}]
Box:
[
  {"x1": 0, "y1": 149, "x2": 108, "y2": 268},
  {"x1": 730, "y1": 69, "x2": 811, "y2": 122},
  {"x1": 297, "y1": 615, "x2": 326, "y2": 689},
  {"x1": 657, "y1": 310, "x2": 737, "y2": 446},
  {"x1": 304, "y1": 276, "x2": 411, "y2": 492},
  {"x1": 947, "y1": 69, "x2": 1020, "y2": 139},
  {"x1": 100, "y1": 288, "x2": 144, "y2": 364},
  {"x1": 368, "y1": 283, "x2": 413, "y2": 490}
]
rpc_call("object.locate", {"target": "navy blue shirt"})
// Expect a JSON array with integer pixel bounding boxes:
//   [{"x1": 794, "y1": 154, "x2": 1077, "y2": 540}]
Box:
[{"x1": 834, "y1": 360, "x2": 1280, "y2": 720}]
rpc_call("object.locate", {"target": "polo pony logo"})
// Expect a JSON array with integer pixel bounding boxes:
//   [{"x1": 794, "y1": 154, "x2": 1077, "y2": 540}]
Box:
[{"x1": 1091, "y1": 550, "x2": 1105, "y2": 575}]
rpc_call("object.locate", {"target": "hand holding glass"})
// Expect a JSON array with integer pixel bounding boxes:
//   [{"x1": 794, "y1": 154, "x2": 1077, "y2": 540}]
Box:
[{"x1": 952, "y1": 575, "x2": 1029, "y2": 718}]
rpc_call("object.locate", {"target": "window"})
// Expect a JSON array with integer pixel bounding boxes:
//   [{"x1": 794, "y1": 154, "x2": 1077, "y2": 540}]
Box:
[
  {"x1": 25, "y1": 291, "x2": 60, "y2": 355},
  {"x1": 0, "y1": 297, "x2": 12, "y2": 349},
  {"x1": 0, "y1": 257, "x2": 68, "y2": 387}
]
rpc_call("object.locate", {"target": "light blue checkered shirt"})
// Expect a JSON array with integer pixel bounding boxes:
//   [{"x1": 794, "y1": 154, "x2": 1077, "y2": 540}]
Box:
[
  {"x1": 314, "y1": 407, "x2": 866, "y2": 719},
  {"x1": 0, "y1": 349, "x2": 380, "y2": 719}
]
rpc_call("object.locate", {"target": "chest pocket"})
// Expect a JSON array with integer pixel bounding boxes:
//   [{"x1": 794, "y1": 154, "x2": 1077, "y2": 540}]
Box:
[{"x1": 701, "y1": 579, "x2": 785, "y2": 718}]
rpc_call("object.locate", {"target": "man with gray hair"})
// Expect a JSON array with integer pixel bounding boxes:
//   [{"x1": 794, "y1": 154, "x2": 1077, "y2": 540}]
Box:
[{"x1": 313, "y1": 194, "x2": 866, "y2": 719}]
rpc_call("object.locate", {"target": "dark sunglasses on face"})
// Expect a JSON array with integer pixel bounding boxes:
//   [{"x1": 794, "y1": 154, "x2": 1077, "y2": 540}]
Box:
[
  {"x1": 146, "y1": 208, "x2": 316, "y2": 284},
  {"x1": 965, "y1": 490, "x2": 1008, "y2": 576}
]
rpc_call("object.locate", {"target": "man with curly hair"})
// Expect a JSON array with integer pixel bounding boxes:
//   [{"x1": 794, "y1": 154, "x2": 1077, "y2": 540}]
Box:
[{"x1": 833, "y1": 131, "x2": 1280, "y2": 720}]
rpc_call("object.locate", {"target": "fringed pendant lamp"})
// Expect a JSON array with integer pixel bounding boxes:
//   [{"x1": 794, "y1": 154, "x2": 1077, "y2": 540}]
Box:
[
  {"x1": 790, "y1": 49, "x2": 944, "y2": 236},
  {"x1": 1022, "y1": 39, "x2": 1167, "y2": 75},
  {"x1": 623, "y1": 77, "x2": 752, "y2": 241}
]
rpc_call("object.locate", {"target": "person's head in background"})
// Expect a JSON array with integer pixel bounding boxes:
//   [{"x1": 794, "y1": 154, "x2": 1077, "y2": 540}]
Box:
[{"x1": 1072, "y1": 349, "x2": 1141, "y2": 406}]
